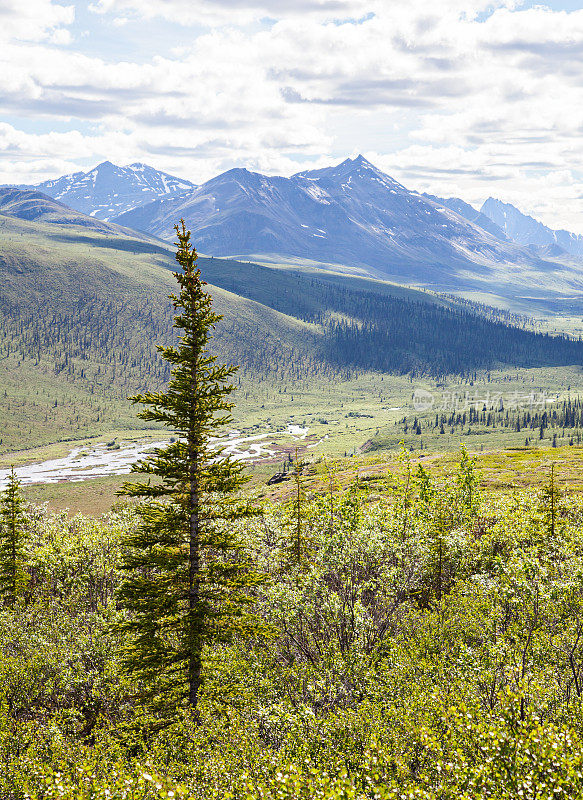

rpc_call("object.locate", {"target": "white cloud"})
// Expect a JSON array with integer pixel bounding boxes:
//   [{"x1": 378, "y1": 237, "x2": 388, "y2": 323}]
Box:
[
  {"x1": 89, "y1": 0, "x2": 380, "y2": 26},
  {"x1": 3, "y1": 0, "x2": 583, "y2": 232},
  {"x1": 0, "y1": 0, "x2": 73, "y2": 43}
]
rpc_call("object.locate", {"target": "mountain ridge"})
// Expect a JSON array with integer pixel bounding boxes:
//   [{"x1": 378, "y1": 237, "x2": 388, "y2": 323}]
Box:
[
  {"x1": 9, "y1": 156, "x2": 583, "y2": 304},
  {"x1": 7, "y1": 162, "x2": 196, "y2": 222},
  {"x1": 112, "y1": 155, "x2": 577, "y2": 298},
  {"x1": 480, "y1": 197, "x2": 583, "y2": 257},
  {"x1": 422, "y1": 193, "x2": 509, "y2": 242}
]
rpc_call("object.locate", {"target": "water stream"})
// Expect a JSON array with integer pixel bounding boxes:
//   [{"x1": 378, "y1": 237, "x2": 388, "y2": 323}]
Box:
[{"x1": 0, "y1": 425, "x2": 310, "y2": 488}]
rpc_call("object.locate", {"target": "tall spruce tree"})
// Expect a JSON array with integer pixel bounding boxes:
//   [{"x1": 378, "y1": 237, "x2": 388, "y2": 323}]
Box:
[
  {"x1": 0, "y1": 468, "x2": 28, "y2": 605},
  {"x1": 117, "y1": 220, "x2": 264, "y2": 722}
]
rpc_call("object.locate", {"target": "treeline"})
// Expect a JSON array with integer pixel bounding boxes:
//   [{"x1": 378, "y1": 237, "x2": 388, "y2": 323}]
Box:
[
  {"x1": 402, "y1": 397, "x2": 583, "y2": 442},
  {"x1": 322, "y1": 295, "x2": 583, "y2": 377},
  {"x1": 0, "y1": 293, "x2": 173, "y2": 397}
]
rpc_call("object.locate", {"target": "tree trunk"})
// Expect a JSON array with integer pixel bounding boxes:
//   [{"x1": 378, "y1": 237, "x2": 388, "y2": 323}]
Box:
[{"x1": 188, "y1": 423, "x2": 202, "y2": 710}]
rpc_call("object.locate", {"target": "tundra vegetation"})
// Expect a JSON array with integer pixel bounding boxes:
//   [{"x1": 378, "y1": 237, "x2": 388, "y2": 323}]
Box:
[
  {"x1": 2, "y1": 224, "x2": 583, "y2": 799},
  {"x1": 2, "y1": 449, "x2": 583, "y2": 798}
]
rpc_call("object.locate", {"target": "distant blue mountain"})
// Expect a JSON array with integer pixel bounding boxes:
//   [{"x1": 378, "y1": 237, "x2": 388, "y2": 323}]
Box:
[
  {"x1": 423, "y1": 194, "x2": 509, "y2": 241},
  {"x1": 113, "y1": 155, "x2": 546, "y2": 288},
  {"x1": 11, "y1": 161, "x2": 195, "y2": 221},
  {"x1": 481, "y1": 197, "x2": 583, "y2": 257},
  {"x1": 14, "y1": 155, "x2": 583, "y2": 296}
]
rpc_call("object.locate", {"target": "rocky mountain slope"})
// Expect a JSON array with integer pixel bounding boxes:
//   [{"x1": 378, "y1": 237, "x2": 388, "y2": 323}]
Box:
[
  {"x1": 423, "y1": 194, "x2": 509, "y2": 241},
  {"x1": 11, "y1": 162, "x2": 195, "y2": 221},
  {"x1": 10, "y1": 156, "x2": 583, "y2": 304},
  {"x1": 481, "y1": 197, "x2": 583, "y2": 257},
  {"x1": 112, "y1": 155, "x2": 578, "y2": 296}
]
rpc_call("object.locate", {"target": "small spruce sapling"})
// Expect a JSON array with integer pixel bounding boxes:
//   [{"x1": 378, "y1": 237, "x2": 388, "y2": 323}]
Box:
[
  {"x1": 286, "y1": 448, "x2": 307, "y2": 565},
  {"x1": 540, "y1": 463, "x2": 564, "y2": 539},
  {"x1": 456, "y1": 446, "x2": 481, "y2": 519},
  {"x1": 0, "y1": 468, "x2": 28, "y2": 605}
]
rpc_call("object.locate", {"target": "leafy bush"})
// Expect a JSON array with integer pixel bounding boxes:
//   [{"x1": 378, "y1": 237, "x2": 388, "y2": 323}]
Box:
[{"x1": 3, "y1": 453, "x2": 583, "y2": 797}]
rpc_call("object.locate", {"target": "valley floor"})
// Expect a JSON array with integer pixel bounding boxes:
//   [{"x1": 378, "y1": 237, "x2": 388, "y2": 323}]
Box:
[{"x1": 9, "y1": 442, "x2": 583, "y2": 516}]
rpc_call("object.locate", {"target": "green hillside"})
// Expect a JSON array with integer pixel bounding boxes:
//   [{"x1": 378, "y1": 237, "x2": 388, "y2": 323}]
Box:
[
  {"x1": 2, "y1": 193, "x2": 583, "y2": 456},
  {"x1": 0, "y1": 210, "x2": 326, "y2": 452}
]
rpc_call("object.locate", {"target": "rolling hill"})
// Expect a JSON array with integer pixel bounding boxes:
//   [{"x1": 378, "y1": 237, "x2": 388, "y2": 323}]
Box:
[{"x1": 0, "y1": 191, "x2": 326, "y2": 451}]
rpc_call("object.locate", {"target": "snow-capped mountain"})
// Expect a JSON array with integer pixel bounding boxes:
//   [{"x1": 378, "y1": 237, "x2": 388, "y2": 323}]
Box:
[
  {"x1": 113, "y1": 155, "x2": 555, "y2": 288},
  {"x1": 13, "y1": 161, "x2": 195, "y2": 221},
  {"x1": 13, "y1": 154, "x2": 583, "y2": 297},
  {"x1": 481, "y1": 197, "x2": 583, "y2": 258}
]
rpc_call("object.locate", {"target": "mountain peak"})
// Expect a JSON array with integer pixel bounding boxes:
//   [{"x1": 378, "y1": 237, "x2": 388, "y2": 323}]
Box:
[
  {"x1": 352, "y1": 154, "x2": 373, "y2": 166},
  {"x1": 294, "y1": 154, "x2": 401, "y2": 188},
  {"x1": 21, "y1": 160, "x2": 195, "y2": 221},
  {"x1": 481, "y1": 196, "x2": 583, "y2": 257},
  {"x1": 127, "y1": 162, "x2": 158, "y2": 172},
  {"x1": 335, "y1": 154, "x2": 375, "y2": 172}
]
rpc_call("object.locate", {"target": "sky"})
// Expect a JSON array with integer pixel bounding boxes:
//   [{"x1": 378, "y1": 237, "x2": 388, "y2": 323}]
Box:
[{"x1": 2, "y1": 0, "x2": 583, "y2": 231}]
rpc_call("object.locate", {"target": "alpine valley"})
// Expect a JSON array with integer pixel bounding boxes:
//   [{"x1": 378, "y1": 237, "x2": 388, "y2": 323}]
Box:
[{"x1": 3, "y1": 155, "x2": 583, "y2": 480}]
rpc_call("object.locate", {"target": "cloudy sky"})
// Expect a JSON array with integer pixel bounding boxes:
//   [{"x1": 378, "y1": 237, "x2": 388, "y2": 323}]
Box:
[{"x1": 2, "y1": 0, "x2": 583, "y2": 231}]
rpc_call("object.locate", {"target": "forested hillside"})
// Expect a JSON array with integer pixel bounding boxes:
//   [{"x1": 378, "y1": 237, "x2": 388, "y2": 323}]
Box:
[
  {"x1": 1, "y1": 196, "x2": 583, "y2": 452},
  {"x1": 190, "y1": 258, "x2": 583, "y2": 375},
  {"x1": 0, "y1": 209, "x2": 323, "y2": 450}
]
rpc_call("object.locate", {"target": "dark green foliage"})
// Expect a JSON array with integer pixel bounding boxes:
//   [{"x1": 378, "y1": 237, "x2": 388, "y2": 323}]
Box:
[
  {"x1": 199, "y1": 259, "x2": 583, "y2": 377},
  {"x1": 393, "y1": 396, "x2": 583, "y2": 445},
  {"x1": 116, "y1": 221, "x2": 265, "y2": 721},
  {"x1": 0, "y1": 469, "x2": 28, "y2": 604},
  {"x1": 288, "y1": 451, "x2": 307, "y2": 565},
  {"x1": 323, "y1": 293, "x2": 583, "y2": 376}
]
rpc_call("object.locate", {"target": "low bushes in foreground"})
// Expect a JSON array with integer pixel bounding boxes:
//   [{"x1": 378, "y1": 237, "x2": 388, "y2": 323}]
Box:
[{"x1": 2, "y1": 452, "x2": 583, "y2": 798}]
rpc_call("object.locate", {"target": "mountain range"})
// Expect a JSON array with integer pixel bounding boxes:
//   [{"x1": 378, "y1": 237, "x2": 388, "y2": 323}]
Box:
[
  {"x1": 7, "y1": 156, "x2": 583, "y2": 304},
  {"x1": 480, "y1": 197, "x2": 583, "y2": 257},
  {"x1": 12, "y1": 161, "x2": 195, "y2": 221},
  {"x1": 112, "y1": 156, "x2": 523, "y2": 287}
]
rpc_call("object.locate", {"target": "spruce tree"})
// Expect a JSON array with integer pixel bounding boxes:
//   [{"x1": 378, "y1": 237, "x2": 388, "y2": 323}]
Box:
[
  {"x1": 0, "y1": 468, "x2": 28, "y2": 605},
  {"x1": 117, "y1": 220, "x2": 264, "y2": 722},
  {"x1": 540, "y1": 463, "x2": 563, "y2": 539}
]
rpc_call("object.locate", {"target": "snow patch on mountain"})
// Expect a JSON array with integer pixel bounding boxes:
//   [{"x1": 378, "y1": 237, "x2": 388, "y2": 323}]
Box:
[{"x1": 10, "y1": 161, "x2": 197, "y2": 221}]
